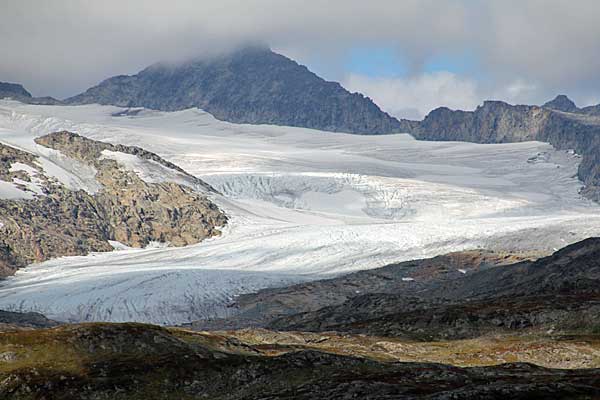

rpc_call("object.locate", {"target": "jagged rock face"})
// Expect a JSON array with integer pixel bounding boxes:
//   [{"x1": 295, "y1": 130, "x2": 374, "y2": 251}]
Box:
[
  {"x1": 404, "y1": 100, "x2": 600, "y2": 201},
  {"x1": 415, "y1": 101, "x2": 550, "y2": 143},
  {"x1": 0, "y1": 143, "x2": 38, "y2": 183},
  {"x1": 66, "y1": 46, "x2": 401, "y2": 134},
  {"x1": 0, "y1": 131, "x2": 226, "y2": 275},
  {"x1": 0, "y1": 81, "x2": 61, "y2": 105}
]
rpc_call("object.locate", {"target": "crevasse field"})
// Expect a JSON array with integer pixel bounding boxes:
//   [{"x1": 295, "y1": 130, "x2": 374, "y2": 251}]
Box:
[{"x1": 1, "y1": 100, "x2": 600, "y2": 325}]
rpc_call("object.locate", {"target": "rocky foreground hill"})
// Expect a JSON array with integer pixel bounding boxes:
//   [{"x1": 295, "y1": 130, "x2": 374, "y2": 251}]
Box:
[
  {"x1": 65, "y1": 46, "x2": 401, "y2": 134},
  {"x1": 0, "y1": 322, "x2": 598, "y2": 399},
  {"x1": 0, "y1": 131, "x2": 226, "y2": 276}
]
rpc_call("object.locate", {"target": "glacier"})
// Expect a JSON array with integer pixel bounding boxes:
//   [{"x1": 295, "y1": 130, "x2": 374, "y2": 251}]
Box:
[{"x1": 0, "y1": 100, "x2": 599, "y2": 325}]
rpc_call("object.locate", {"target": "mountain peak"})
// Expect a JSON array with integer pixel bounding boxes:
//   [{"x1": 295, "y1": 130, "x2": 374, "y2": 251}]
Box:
[
  {"x1": 66, "y1": 49, "x2": 401, "y2": 134},
  {"x1": 543, "y1": 95, "x2": 578, "y2": 112}
]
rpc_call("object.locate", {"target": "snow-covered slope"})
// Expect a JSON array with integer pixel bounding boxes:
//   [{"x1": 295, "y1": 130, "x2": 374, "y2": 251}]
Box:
[{"x1": 0, "y1": 100, "x2": 599, "y2": 324}]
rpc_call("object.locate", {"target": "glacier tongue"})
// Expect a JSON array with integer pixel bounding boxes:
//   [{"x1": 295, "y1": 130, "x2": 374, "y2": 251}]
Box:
[{"x1": 0, "y1": 100, "x2": 599, "y2": 325}]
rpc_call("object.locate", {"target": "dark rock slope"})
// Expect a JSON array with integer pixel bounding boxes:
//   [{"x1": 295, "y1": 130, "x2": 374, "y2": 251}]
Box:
[
  {"x1": 1, "y1": 322, "x2": 598, "y2": 399},
  {"x1": 268, "y1": 238, "x2": 600, "y2": 340},
  {"x1": 0, "y1": 81, "x2": 61, "y2": 105},
  {"x1": 402, "y1": 98, "x2": 600, "y2": 201},
  {"x1": 193, "y1": 239, "x2": 600, "y2": 340},
  {"x1": 66, "y1": 46, "x2": 401, "y2": 134},
  {"x1": 191, "y1": 250, "x2": 536, "y2": 330},
  {"x1": 0, "y1": 131, "x2": 226, "y2": 276}
]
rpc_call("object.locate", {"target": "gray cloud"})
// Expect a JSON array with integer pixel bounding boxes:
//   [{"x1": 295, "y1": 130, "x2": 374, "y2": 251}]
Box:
[{"x1": 2, "y1": 0, "x2": 600, "y2": 110}]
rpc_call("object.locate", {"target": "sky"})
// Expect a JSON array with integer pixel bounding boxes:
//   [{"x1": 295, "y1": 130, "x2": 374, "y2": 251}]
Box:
[{"x1": 2, "y1": 0, "x2": 600, "y2": 119}]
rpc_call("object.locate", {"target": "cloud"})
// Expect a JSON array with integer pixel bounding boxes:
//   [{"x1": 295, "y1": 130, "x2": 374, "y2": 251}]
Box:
[
  {"x1": 1, "y1": 0, "x2": 600, "y2": 107},
  {"x1": 344, "y1": 72, "x2": 567, "y2": 119},
  {"x1": 343, "y1": 72, "x2": 480, "y2": 120}
]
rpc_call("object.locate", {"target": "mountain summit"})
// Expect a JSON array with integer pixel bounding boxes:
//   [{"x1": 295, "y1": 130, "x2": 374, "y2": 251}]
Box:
[
  {"x1": 542, "y1": 94, "x2": 578, "y2": 112},
  {"x1": 66, "y1": 46, "x2": 401, "y2": 134}
]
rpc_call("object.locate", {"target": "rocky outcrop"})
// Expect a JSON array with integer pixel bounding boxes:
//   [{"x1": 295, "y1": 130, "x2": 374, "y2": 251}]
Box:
[
  {"x1": 402, "y1": 99, "x2": 600, "y2": 201},
  {"x1": 1, "y1": 322, "x2": 599, "y2": 399},
  {"x1": 0, "y1": 310, "x2": 58, "y2": 331},
  {"x1": 66, "y1": 46, "x2": 402, "y2": 134},
  {"x1": 0, "y1": 81, "x2": 61, "y2": 105},
  {"x1": 0, "y1": 132, "x2": 226, "y2": 275}
]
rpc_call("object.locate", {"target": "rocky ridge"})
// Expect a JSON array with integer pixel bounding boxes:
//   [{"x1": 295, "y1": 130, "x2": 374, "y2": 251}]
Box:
[
  {"x1": 401, "y1": 98, "x2": 600, "y2": 201},
  {"x1": 0, "y1": 131, "x2": 226, "y2": 275}
]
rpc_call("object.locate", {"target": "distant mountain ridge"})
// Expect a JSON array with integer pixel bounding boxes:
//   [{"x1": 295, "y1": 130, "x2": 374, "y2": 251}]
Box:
[
  {"x1": 65, "y1": 46, "x2": 402, "y2": 134},
  {"x1": 0, "y1": 81, "x2": 61, "y2": 105},
  {"x1": 4, "y1": 51, "x2": 600, "y2": 200},
  {"x1": 401, "y1": 96, "x2": 600, "y2": 201}
]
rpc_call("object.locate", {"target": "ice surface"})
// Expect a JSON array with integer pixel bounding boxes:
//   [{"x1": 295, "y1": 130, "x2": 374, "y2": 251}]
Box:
[
  {"x1": 0, "y1": 180, "x2": 34, "y2": 199},
  {"x1": 0, "y1": 100, "x2": 599, "y2": 324}
]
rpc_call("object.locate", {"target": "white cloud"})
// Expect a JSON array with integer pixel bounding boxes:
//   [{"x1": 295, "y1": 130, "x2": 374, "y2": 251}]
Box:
[
  {"x1": 343, "y1": 72, "x2": 480, "y2": 120},
  {"x1": 344, "y1": 73, "x2": 570, "y2": 119},
  {"x1": 491, "y1": 79, "x2": 539, "y2": 106},
  {"x1": 2, "y1": 0, "x2": 600, "y2": 106}
]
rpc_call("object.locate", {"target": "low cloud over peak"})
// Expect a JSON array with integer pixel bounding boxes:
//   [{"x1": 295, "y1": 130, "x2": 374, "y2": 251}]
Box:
[{"x1": 2, "y1": 0, "x2": 600, "y2": 112}]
